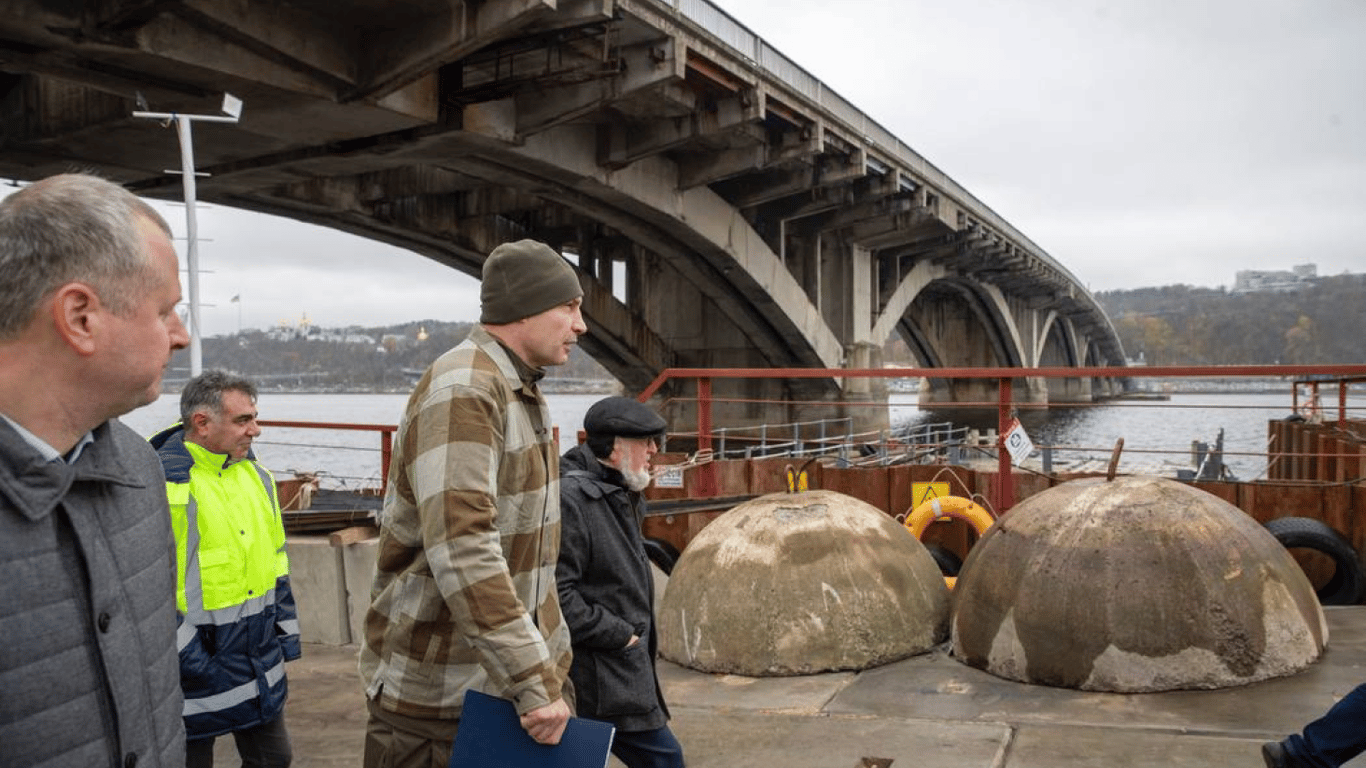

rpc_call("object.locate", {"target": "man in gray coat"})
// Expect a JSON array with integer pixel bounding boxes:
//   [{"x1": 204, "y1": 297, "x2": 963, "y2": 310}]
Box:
[
  {"x1": 0, "y1": 173, "x2": 191, "y2": 767},
  {"x1": 556, "y1": 396, "x2": 685, "y2": 768}
]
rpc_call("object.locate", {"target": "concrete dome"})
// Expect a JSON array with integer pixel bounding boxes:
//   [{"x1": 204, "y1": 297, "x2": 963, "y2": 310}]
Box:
[
  {"x1": 952, "y1": 475, "x2": 1327, "y2": 692},
  {"x1": 658, "y1": 489, "x2": 949, "y2": 676}
]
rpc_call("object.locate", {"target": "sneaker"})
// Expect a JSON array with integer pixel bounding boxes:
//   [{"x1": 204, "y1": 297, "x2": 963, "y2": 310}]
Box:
[{"x1": 1261, "y1": 741, "x2": 1291, "y2": 768}]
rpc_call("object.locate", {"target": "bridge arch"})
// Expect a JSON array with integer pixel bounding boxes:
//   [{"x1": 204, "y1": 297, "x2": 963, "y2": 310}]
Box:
[{"x1": 0, "y1": 0, "x2": 1128, "y2": 430}]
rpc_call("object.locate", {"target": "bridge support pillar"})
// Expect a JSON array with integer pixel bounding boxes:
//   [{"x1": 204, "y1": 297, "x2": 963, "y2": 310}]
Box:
[
  {"x1": 771, "y1": 342, "x2": 892, "y2": 444},
  {"x1": 833, "y1": 341, "x2": 891, "y2": 437},
  {"x1": 1047, "y1": 375, "x2": 1094, "y2": 404},
  {"x1": 654, "y1": 355, "x2": 892, "y2": 457},
  {"x1": 918, "y1": 376, "x2": 1051, "y2": 407}
]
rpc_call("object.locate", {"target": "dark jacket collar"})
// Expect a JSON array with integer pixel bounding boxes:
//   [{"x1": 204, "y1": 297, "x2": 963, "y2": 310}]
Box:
[
  {"x1": 0, "y1": 419, "x2": 146, "y2": 522},
  {"x1": 560, "y1": 442, "x2": 627, "y2": 493}
]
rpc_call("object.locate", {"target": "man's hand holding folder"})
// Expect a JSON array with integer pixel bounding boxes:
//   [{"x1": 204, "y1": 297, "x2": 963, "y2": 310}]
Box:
[
  {"x1": 450, "y1": 690, "x2": 616, "y2": 768},
  {"x1": 520, "y1": 698, "x2": 571, "y2": 744}
]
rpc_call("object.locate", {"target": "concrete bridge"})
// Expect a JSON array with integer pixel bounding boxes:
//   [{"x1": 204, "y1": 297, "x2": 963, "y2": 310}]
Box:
[{"x1": 0, "y1": 0, "x2": 1126, "y2": 432}]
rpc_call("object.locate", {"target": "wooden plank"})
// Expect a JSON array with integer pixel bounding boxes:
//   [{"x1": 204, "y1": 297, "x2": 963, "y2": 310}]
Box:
[{"x1": 328, "y1": 525, "x2": 379, "y2": 547}]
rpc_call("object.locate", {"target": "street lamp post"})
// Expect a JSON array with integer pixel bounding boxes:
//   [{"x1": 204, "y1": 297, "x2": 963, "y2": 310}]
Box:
[{"x1": 133, "y1": 93, "x2": 243, "y2": 378}]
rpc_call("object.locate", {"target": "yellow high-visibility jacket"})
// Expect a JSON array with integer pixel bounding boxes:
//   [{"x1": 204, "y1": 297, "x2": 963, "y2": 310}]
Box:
[{"x1": 150, "y1": 424, "x2": 300, "y2": 739}]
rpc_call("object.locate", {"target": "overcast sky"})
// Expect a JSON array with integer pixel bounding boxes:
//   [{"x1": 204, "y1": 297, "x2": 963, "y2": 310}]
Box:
[{"x1": 6, "y1": 0, "x2": 1363, "y2": 338}]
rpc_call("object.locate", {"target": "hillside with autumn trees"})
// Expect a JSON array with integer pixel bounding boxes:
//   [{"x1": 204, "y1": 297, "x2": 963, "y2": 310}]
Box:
[
  {"x1": 171, "y1": 273, "x2": 1363, "y2": 392},
  {"x1": 1094, "y1": 273, "x2": 1366, "y2": 366},
  {"x1": 168, "y1": 320, "x2": 616, "y2": 392}
]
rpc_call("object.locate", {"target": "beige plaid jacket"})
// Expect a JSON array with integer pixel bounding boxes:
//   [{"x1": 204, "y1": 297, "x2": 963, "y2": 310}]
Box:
[{"x1": 359, "y1": 325, "x2": 572, "y2": 720}]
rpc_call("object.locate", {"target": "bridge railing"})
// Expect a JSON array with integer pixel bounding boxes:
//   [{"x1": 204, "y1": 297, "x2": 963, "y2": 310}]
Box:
[
  {"x1": 637, "y1": 364, "x2": 1366, "y2": 508},
  {"x1": 706, "y1": 416, "x2": 975, "y2": 467}
]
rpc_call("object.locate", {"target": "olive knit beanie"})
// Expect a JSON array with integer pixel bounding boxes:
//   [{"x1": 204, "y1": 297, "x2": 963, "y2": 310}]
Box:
[{"x1": 479, "y1": 239, "x2": 583, "y2": 324}]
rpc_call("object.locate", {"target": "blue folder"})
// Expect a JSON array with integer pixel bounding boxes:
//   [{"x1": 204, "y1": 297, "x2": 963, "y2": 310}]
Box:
[{"x1": 448, "y1": 689, "x2": 615, "y2": 768}]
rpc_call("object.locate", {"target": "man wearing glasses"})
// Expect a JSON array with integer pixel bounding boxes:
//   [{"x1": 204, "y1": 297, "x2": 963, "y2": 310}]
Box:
[{"x1": 556, "y1": 396, "x2": 685, "y2": 768}]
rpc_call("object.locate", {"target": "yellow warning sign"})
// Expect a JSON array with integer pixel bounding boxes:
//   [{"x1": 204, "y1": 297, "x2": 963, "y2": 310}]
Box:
[{"x1": 911, "y1": 482, "x2": 951, "y2": 508}]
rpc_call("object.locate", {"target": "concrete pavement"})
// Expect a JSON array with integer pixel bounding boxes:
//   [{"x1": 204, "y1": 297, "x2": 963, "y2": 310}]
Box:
[{"x1": 254, "y1": 606, "x2": 1365, "y2": 767}]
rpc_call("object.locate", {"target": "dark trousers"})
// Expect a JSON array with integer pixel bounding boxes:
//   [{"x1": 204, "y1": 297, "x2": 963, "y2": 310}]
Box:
[
  {"x1": 1285, "y1": 683, "x2": 1366, "y2": 768},
  {"x1": 186, "y1": 714, "x2": 293, "y2": 768},
  {"x1": 362, "y1": 698, "x2": 461, "y2": 768},
  {"x1": 610, "y1": 725, "x2": 685, "y2": 768}
]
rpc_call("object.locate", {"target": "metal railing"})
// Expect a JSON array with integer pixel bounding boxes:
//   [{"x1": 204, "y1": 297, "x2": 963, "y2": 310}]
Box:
[
  {"x1": 638, "y1": 364, "x2": 1366, "y2": 510},
  {"x1": 706, "y1": 415, "x2": 975, "y2": 466},
  {"x1": 246, "y1": 367, "x2": 1366, "y2": 513},
  {"x1": 257, "y1": 419, "x2": 395, "y2": 490}
]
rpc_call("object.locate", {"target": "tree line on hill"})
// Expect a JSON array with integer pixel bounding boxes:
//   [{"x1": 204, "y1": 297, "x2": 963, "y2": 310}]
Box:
[
  {"x1": 174, "y1": 273, "x2": 1364, "y2": 391},
  {"x1": 169, "y1": 320, "x2": 614, "y2": 392},
  {"x1": 1094, "y1": 273, "x2": 1366, "y2": 366}
]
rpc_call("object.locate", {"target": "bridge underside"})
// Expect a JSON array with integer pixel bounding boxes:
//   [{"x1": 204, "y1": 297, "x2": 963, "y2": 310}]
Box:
[{"x1": 0, "y1": 0, "x2": 1126, "y2": 434}]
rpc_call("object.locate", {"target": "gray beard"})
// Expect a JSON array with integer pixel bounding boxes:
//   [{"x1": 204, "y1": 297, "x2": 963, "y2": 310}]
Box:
[{"x1": 621, "y1": 465, "x2": 652, "y2": 492}]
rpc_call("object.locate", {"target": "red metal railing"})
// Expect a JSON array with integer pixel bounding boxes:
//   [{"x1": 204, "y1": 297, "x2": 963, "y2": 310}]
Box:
[
  {"x1": 638, "y1": 364, "x2": 1366, "y2": 511},
  {"x1": 259, "y1": 419, "x2": 396, "y2": 489},
  {"x1": 250, "y1": 366, "x2": 1366, "y2": 512},
  {"x1": 1292, "y1": 376, "x2": 1366, "y2": 429}
]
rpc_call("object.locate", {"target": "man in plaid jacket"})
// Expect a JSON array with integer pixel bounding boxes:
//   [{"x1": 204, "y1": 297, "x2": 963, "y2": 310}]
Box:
[{"x1": 360, "y1": 239, "x2": 587, "y2": 768}]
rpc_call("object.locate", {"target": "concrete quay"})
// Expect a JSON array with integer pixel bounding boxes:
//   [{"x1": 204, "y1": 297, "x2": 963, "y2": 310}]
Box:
[{"x1": 257, "y1": 606, "x2": 1365, "y2": 768}]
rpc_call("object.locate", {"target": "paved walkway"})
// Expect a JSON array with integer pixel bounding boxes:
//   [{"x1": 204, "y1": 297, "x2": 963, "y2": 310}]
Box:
[{"x1": 258, "y1": 606, "x2": 1366, "y2": 767}]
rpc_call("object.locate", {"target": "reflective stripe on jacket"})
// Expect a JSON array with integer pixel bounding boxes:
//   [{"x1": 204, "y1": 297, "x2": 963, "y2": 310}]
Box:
[{"x1": 150, "y1": 424, "x2": 301, "y2": 739}]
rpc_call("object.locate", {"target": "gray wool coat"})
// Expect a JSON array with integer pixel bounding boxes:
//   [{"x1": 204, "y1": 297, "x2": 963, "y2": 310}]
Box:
[
  {"x1": 556, "y1": 442, "x2": 670, "y2": 732},
  {"x1": 0, "y1": 418, "x2": 186, "y2": 768}
]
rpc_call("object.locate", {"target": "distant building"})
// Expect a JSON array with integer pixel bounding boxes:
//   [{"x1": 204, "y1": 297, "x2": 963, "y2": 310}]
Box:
[
  {"x1": 1233, "y1": 264, "x2": 1317, "y2": 293},
  {"x1": 264, "y1": 314, "x2": 375, "y2": 345}
]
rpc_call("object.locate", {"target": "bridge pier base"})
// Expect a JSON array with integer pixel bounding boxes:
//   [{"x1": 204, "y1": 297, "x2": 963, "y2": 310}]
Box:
[
  {"x1": 918, "y1": 377, "x2": 1050, "y2": 407},
  {"x1": 1046, "y1": 375, "x2": 1094, "y2": 404},
  {"x1": 917, "y1": 375, "x2": 1125, "y2": 408},
  {"x1": 655, "y1": 348, "x2": 892, "y2": 456},
  {"x1": 827, "y1": 341, "x2": 892, "y2": 439}
]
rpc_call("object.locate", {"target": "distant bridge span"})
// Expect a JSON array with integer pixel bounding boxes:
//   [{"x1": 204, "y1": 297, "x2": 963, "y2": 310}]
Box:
[{"x1": 0, "y1": 0, "x2": 1126, "y2": 430}]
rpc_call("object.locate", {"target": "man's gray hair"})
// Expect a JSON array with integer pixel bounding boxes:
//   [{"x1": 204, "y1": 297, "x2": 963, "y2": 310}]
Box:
[
  {"x1": 179, "y1": 370, "x2": 258, "y2": 424},
  {"x1": 0, "y1": 173, "x2": 173, "y2": 338}
]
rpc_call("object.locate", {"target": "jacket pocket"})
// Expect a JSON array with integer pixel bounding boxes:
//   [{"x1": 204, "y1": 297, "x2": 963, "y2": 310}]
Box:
[{"x1": 587, "y1": 642, "x2": 656, "y2": 718}]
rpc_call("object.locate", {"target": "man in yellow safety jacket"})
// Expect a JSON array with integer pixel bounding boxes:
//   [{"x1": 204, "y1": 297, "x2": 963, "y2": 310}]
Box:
[{"x1": 150, "y1": 370, "x2": 300, "y2": 768}]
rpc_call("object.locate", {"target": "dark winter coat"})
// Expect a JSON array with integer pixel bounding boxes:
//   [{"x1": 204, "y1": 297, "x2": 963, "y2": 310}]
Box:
[
  {"x1": 556, "y1": 442, "x2": 670, "y2": 732},
  {"x1": 0, "y1": 417, "x2": 186, "y2": 768}
]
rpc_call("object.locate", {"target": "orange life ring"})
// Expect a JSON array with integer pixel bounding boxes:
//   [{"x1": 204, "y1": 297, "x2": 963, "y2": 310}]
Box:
[
  {"x1": 904, "y1": 497, "x2": 994, "y2": 590},
  {"x1": 903, "y1": 495, "x2": 995, "y2": 540}
]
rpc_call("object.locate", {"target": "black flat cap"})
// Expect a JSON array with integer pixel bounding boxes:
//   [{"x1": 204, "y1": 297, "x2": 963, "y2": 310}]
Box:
[{"x1": 583, "y1": 396, "x2": 666, "y2": 438}]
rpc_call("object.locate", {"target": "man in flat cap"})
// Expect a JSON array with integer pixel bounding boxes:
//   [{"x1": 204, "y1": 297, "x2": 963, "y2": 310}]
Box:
[
  {"x1": 361, "y1": 239, "x2": 585, "y2": 767},
  {"x1": 556, "y1": 396, "x2": 686, "y2": 768}
]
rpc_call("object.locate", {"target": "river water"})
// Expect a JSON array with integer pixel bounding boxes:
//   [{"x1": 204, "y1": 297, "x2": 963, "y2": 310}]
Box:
[{"x1": 121, "y1": 390, "x2": 1364, "y2": 490}]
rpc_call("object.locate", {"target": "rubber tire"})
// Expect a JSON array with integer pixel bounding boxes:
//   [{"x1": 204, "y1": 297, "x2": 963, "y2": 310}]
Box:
[
  {"x1": 1264, "y1": 516, "x2": 1366, "y2": 606},
  {"x1": 923, "y1": 543, "x2": 963, "y2": 578},
  {"x1": 643, "y1": 537, "x2": 681, "y2": 575}
]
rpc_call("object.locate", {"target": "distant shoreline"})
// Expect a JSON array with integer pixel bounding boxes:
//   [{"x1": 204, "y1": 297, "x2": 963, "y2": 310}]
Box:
[
  {"x1": 161, "y1": 378, "x2": 623, "y2": 396},
  {"x1": 158, "y1": 378, "x2": 1358, "y2": 398}
]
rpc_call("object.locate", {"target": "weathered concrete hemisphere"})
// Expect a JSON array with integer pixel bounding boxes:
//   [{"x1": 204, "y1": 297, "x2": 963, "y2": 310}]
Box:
[
  {"x1": 951, "y1": 475, "x2": 1327, "y2": 692},
  {"x1": 658, "y1": 489, "x2": 949, "y2": 676}
]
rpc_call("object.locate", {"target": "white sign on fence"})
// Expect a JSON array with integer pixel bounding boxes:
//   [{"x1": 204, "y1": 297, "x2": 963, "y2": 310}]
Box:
[
  {"x1": 1004, "y1": 418, "x2": 1035, "y2": 466},
  {"x1": 654, "y1": 467, "x2": 685, "y2": 488}
]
